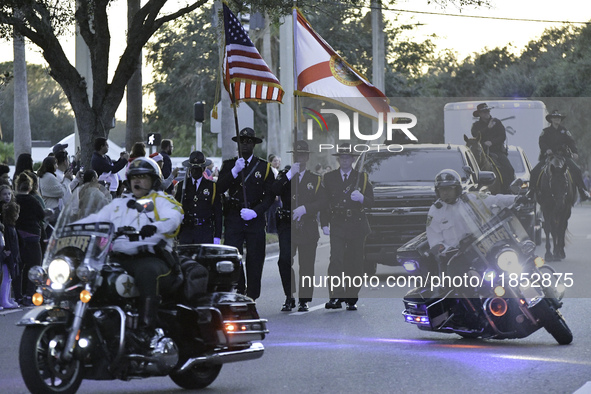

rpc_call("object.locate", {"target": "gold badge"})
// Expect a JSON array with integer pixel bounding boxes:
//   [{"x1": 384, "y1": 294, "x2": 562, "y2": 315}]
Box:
[
  {"x1": 255, "y1": 171, "x2": 261, "y2": 178},
  {"x1": 203, "y1": 189, "x2": 210, "y2": 196},
  {"x1": 307, "y1": 182, "x2": 313, "y2": 190}
]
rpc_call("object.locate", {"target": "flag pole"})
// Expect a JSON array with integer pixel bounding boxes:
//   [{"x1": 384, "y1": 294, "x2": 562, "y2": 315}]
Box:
[
  {"x1": 292, "y1": 2, "x2": 300, "y2": 213},
  {"x1": 230, "y1": 83, "x2": 250, "y2": 209}
]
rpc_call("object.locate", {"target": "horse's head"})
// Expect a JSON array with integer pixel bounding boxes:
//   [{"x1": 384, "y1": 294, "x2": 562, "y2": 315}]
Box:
[
  {"x1": 542, "y1": 154, "x2": 571, "y2": 209},
  {"x1": 464, "y1": 134, "x2": 483, "y2": 157}
]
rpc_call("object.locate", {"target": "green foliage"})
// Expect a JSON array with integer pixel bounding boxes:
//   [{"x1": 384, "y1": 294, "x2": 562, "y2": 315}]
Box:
[
  {"x1": 0, "y1": 61, "x2": 74, "y2": 144},
  {"x1": 0, "y1": 141, "x2": 14, "y2": 164},
  {"x1": 145, "y1": 7, "x2": 220, "y2": 157}
]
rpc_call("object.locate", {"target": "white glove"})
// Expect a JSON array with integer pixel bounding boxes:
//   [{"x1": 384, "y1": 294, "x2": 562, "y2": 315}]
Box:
[
  {"x1": 231, "y1": 158, "x2": 246, "y2": 178},
  {"x1": 483, "y1": 141, "x2": 492, "y2": 147},
  {"x1": 292, "y1": 205, "x2": 306, "y2": 221},
  {"x1": 290, "y1": 162, "x2": 300, "y2": 175},
  {"x1": 350, "y1": 190, "x2": 364, "y2": 203},
  {"x1": 240, "y1": 208, "x2": 257, "y2": 221},
  {"x1": 214, "y1": 237, "x2": 221, "y2": 244},
  {"x1": 322, "y1": 226, "x2": 330, "y2": 236}
]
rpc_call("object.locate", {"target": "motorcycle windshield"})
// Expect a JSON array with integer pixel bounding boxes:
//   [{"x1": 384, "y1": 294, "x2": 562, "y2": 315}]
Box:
[
  {"x1": 459, "y1": 206, "x2": 530, "y2": 256},
  {"x1": 43, "y1": 187, "x2": 114, "y2": 271}
]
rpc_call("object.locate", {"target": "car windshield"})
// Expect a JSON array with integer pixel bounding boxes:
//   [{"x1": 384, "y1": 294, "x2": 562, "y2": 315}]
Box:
[
  {"x1": 360, "y1": 150, "x2": 467, "y2": 184},
  {"x1": 508, "y1": 150, "x2": 526, "y2": 173}
]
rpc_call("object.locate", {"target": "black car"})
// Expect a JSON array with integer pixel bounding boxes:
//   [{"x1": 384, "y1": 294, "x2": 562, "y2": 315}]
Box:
[{"x1": 355, "y1": 143, "x2": 495, "y2": 274}]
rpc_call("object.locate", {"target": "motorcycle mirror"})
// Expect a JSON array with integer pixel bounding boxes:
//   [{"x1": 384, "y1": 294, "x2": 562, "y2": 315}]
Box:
[{"x1": 509, "y1": 178, "x2": 525, "y2": 194}]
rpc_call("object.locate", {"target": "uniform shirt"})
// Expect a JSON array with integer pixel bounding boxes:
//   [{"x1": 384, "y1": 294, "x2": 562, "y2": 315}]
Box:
[
  {"x1": 471, "y1": 117, "x2": 507, "y2": 155},
  {"x1": 79, "y1": 191, "x2": 183, "y2": 254},
  {"x1": 217, "y1": 156, "x2": 275, "y2": 218},
  {"x1": 271, "y1": 168, "x2": 325, "y2": 221},
  {"x1": 426, "y1": 192, "x2": 516, "y2": 251},
  {"x1": 174, "y1": 176, "x2": 223, "y2": 238},
  {"x1": 539, "y1": 125, "x2": 577, "y2": 161}
]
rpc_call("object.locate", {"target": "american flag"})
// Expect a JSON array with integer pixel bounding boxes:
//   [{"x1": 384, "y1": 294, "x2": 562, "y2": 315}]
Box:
[{"x1": 223, "y1": 3, "x2": 284, "y2": 103}]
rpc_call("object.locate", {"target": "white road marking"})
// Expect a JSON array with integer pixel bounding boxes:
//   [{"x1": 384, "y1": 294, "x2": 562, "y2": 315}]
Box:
[{"x1": 574, "y1": 382, "x2": 591, "y2": 393}]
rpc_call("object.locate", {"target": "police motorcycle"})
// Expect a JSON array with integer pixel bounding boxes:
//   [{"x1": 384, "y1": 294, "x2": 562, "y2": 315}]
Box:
[
  {"x1": 17, "y1": 192, "x2": 268, "y2": 394},
  {"x1": 398, "y1": 180, "x2": 572, "y2": 344}
]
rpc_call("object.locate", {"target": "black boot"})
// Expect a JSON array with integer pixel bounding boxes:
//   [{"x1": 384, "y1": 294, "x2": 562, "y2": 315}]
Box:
[{"x1": 131, "y1": 297, "x2": 162, "y2": 349}]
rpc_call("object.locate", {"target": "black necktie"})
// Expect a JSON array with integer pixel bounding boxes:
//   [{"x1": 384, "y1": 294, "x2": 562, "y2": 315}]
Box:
[
  {"x1": 343, "y1": 173, "x2": 348, "y2": 182},
  {"x1": 245, "y1": 160, "x2": 249, "y2": 169}
]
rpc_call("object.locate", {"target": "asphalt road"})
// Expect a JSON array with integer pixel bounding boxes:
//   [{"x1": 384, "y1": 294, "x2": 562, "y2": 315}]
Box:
[{"x1": 1, "y1": 204, "x2": 591, "y2": 393}]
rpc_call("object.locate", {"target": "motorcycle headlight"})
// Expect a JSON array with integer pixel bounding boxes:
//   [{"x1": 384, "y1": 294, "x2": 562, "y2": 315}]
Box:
[
  {"x1": 47, "y1": 258, "x2": 74, "y2": 286},
  {"x1": 497, "y1": 250, "x2": 523, "y2": 274}
]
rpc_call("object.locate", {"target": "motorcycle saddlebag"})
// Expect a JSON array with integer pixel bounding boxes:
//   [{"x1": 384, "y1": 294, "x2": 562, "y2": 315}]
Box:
[
  {"x1": 179, "y1": 257, "x2": 209, "y2": 301},
  {"x1": 177, "y1": 244, "x2": 241, "y2": 291}
]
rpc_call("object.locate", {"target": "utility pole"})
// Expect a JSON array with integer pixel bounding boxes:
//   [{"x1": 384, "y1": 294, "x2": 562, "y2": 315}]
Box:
[{"x1": 372, "y1": 0, "x2": 385, "y2": 92}]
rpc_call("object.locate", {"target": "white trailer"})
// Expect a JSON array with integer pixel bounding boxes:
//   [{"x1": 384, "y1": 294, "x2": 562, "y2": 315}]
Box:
[{"x1": 443, "y1": 100, "x2": 548, "y2": 165}]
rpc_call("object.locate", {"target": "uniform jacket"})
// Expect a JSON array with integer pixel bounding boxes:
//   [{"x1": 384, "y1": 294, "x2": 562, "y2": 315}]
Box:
[
  {"x1": 320, "y1": 168, "x2": 374, "y2": 236},
  {"x1": 471, "y1": 117, "x2": 507, "y2": 155},
  {"x1": 79, "y1": 191, "x2": 183, "y2": 254},
  {"x1": 271, "y1": 169, "x2": 326, "y2": 242},
  {"x1": 217, "y1": 156, "x2": 275, "y2": 218},
  {"x1": 175, "y1": 176, "x2": 222, "y2": 238},
  {"x1": 539, "y1": 125, "x2": 577, "y2": 161},
  {"x1": 426, "y1": 192, "x2": 516, "y2": 251}
]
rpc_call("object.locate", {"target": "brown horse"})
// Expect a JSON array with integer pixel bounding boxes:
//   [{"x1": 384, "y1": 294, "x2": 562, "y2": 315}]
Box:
[
  {"x1": 464, "y1": 135, "x2": 502, "y2": 195},
  {"x1": 536, "y1": 153, "x2": 576, "y2": 261}
]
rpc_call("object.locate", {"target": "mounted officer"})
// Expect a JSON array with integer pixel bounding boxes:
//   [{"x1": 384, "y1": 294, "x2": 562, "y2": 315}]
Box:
[
  {"x1": 174, "y1": 151, "x2": 222, "y2": 244},
  {"x1": 529, "y1": 110, "x2": 590, "y2": 201},
  {"x1": 471, "y1": 103, "x2": 515, "y2": 193}
]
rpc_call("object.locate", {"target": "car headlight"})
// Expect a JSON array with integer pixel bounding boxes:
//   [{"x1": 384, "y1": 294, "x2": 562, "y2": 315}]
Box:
[
  {"x1": 47, "y1": 258, "x2": 73, "y2": 285},
  {"x1": 497, "y1": 250, "x2": 523, "y2": 274}
]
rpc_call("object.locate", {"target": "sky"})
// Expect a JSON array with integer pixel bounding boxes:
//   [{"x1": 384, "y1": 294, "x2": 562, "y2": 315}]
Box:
[{"x1": 1, "y1": 0, "x2": 590, "y2": 117}]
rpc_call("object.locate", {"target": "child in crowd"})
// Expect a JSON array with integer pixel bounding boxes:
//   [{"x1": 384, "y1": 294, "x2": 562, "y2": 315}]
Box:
[
  {"x1": 1, "y1": 201, "x2": 21, "y2": 308},
  {"x1": 0, "y1": 184, "x2": 14, "y2": 224}
]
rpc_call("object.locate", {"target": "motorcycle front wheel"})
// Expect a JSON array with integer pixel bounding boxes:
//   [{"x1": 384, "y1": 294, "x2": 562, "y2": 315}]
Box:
[
  {"x1": 19, "y1": 325, "x2": 84, "y2": 394},
  {"x1": 169, "y1": 363, "x2": 222, "y2": 389},
  {"x1": 532, "y1": 300, "x2": 573, "y2": 345}
]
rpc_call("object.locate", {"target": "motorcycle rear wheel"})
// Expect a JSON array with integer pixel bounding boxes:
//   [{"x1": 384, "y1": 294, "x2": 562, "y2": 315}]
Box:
[
  {"x1": 19, "y1": 325, "x2": 84, "y2": 394},
  {"x1": 170, "y1": 364, "x2": 222, "y2": 389}
]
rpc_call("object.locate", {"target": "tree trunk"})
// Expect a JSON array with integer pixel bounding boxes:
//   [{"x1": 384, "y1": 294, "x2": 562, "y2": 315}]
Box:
[
  {"x1": 126, "y1": 0, "x2": 143, "y2": 152},
  {"x1": 13, "y1": 10, "x2": 32, "y2": 163}
]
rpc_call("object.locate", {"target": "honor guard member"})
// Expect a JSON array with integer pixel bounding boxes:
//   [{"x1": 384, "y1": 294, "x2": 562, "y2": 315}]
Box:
[
  {"x1": 320, "y1": 144, "x2": 374, "y2": 311},
  {"x1": 272, "y1": 140, "x2": 326, "y2": 312},
  {"x1": 175, "y1": 151, "x2": 222, "y2": 244},
  {"x1": 217, "y1": 127, "x2": 275, "y2": 300},
  {"x1": 471, "y1": 103, "x2": 515, "y2": 193}
]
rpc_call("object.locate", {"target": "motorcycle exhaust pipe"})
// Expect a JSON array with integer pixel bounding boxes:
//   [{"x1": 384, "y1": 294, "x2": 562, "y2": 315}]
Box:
[{"x1": 488, "y1": 297, "x2": 508, "y2": 317}]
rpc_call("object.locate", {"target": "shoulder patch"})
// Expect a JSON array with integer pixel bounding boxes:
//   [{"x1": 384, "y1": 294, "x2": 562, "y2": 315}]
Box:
[
  {"x1": 434, "y1": 201, "x2": 443, "y2": 209},
  {"x1": 426, "y1": 215, "x2": 433, "y2": 226}
]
